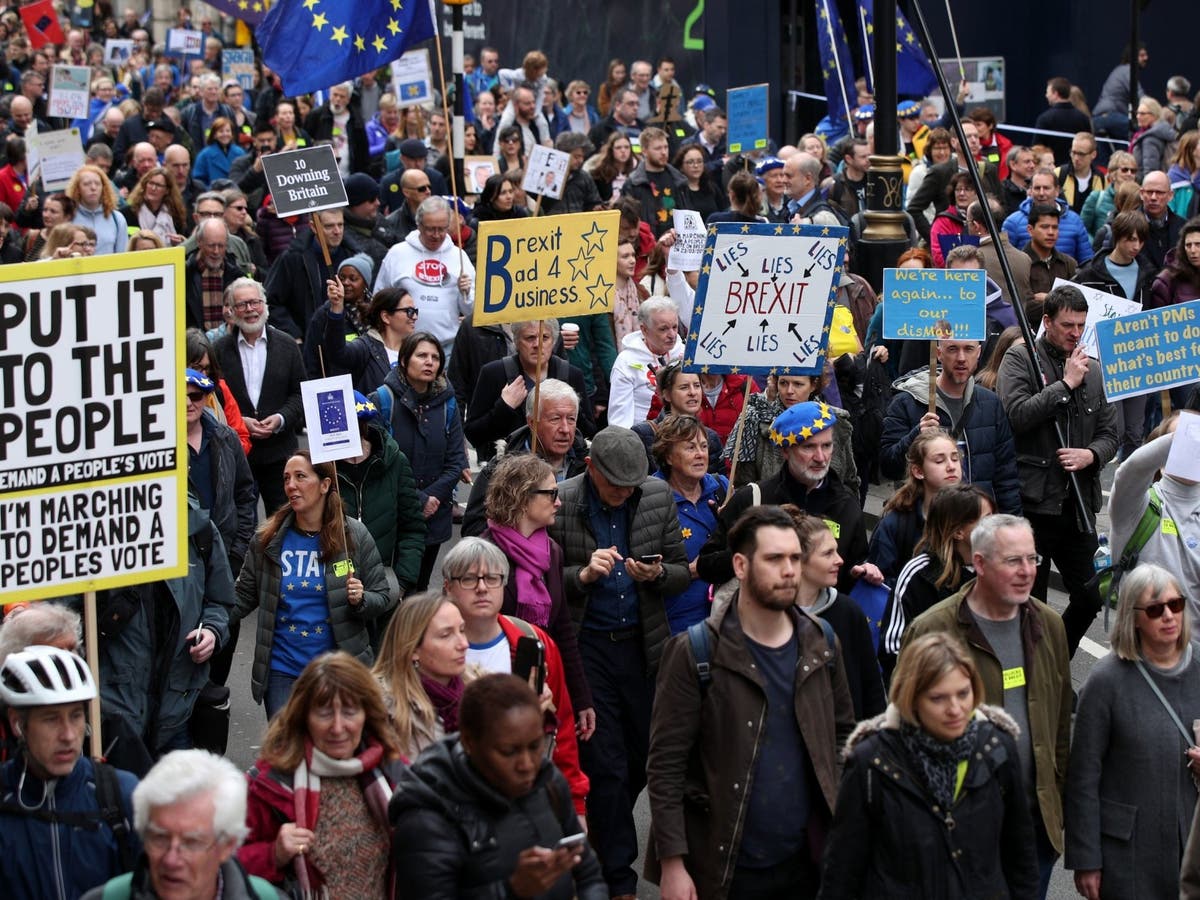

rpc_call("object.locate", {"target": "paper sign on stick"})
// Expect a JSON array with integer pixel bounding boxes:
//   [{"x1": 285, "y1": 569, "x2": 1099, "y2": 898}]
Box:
[
  {"x1": 301, "y1": 375, "x2": 361, "y2": 464},
  {"x1": 668, "y1": 210, "x2": 706, "y2": 271},
  {"x1": 882, "y1": 268, "x2": 987, "y2": 340},
  {"x1": 1036, "y1": 277, "x2": 1143, "y2": 359}
]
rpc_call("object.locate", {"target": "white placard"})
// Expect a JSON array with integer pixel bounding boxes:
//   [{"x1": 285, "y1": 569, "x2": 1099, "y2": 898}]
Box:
[
  {"x1": 48, "y1": 65, "x2": 90, "y2": 120},
  {"x1": 301, "y1": 375, "x2": 361, "y2": 464},
  {"x1": 667, "y1": 209, "x2": 706, "y2": 271},
  {"x1": 523, "y1": 145, "x2": 570, "y2": 200},
  {"x1": 682, "y1": 222, "x2": 849, "y2": 375},
  {"x1": 390, "y1": 48, "x2": 433, "y2": 108},
  {"x1": 167, "y1": 28, "x2": 204, "y2": 56},
  {"x1": 28, "y1": 128, "x2": 86, "y2": 192},
  {"x1": 103, "y1": 39, "x2": 133, "y2": 66},
  {"x1": 1036, "y1": 278, "x2": 1143, "y2": 359},
  {"x1": 1165, "y1": 411, "x2": 1200, "y2": 482}
]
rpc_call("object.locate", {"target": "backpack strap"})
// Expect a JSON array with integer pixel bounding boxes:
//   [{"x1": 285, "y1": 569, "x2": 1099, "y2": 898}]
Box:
[
  {"x1": 1119, "y1": 484, "x2": 1163, "y2": 568},
  {"x1": 94, "y1": 761, "x2": 136, "y2": 874},
  {"x1": 250, "y1": 875, "x2": 280, "y2": 900},
  {"x1": 687, "y1": 621, "x2": 712, "y2": 694},
  {"x1": 504, "y1": 615, "x2": 538, "y2": 640},
  {"x1": 816, "y1": 615, "x2": 838, "y2": 670},
  {"x1": 372, "y1": 384, "x2": 395, "y2": 437}
]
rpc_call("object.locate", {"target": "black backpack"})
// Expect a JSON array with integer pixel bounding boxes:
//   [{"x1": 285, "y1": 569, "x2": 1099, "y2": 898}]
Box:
[{"x1": 687, "y1": 611, "x2": 838, "y2": 694}]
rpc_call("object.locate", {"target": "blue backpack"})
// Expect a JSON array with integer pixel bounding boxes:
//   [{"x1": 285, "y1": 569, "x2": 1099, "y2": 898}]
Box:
[{"x1": 372, "y1": 383, "x2": 457, "y2": 439}]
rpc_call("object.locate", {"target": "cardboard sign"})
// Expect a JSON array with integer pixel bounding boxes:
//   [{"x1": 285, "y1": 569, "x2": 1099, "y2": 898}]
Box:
[
  {"x1": 474, "y1": 210, "x2": 621, "y2": 325},
  {"x1": 391, "y1": 48, "x2": 433, "y2": 107},
  {"x1": 222, "y1": 48, "x2": 256, "y2": 92},
  {"x1": 27, "y1": 128, "x2": 87, "y2": 192},
  {"x1": 465, "y1": 156, "x2": 496, "y2": 194},
  {"x1": 1094, "y1": 299, "x2": 1200, "y2": 401},
  {"x1": 166, "y1": 27, "x2": 204, "y2": 58},
  {"x1": 667, "y1": 209, "x2": 706, "y2": 271},
  {"x1": 301, "y1": 375, "x2": 361, "y2": 464},
  {"x1": 682, "y1": 222, "x2": 849, "y2": 375},
  {"x1": 0, "y1": 249, "x2": 188, "y2": 604},
  {"x1": 882, "y1": 268, "x2": 987, "y2": 340},
  {"x1": 48, "y1": 65, "x2": 90, "y2": 120},
  {"x1": 726, "y1": 83, "x2": 769, "y2": 154},
  {"x1": 103, "y1": 39, "x2": 133, "y2": 66},
  {"x1": 1036, "y1": 277, "x2": 1143, "y2": 359},
  {"x1": 523, "y1": 145, "x2": 570, "y2": 200},
  {"x1": 261, "y1": 144, "x2": 348, "y2": 217}
]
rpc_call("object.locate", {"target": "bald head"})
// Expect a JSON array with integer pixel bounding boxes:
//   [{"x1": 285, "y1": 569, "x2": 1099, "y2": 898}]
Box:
[
  {"x1": 1140, "y1": 170, "x2": 1173, "y2": 218},
  {"x1": 164, "y1": 144, "x2": 191, "y2": 186},
  {"x1": 784, "y1": 151, "x2": 820, "y2": 200},
  {"x1": 131, "y1": 142, "x2": 158, "y2": 175},
  {"x1": 10, "y1": 96, "x2": 32, "y2": 129}
]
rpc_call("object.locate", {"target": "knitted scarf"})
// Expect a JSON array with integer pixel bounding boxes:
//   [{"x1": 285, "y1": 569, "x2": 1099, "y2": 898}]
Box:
[
  {"x1": 486, "y1": 521, "x2": 553, "y2": 627},
  {"x1": 420, "y1": 674, "x2": 465, "y2": 733},
  {"x1": 899, "y1": 717, "x2": 980, "y2": 811},
  {"x1": 291, "y1": 738, "x2": 393, "y2": 895}
]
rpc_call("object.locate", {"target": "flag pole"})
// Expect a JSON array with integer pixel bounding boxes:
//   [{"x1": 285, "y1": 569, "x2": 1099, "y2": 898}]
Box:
[
  {"x1": 942, "y1": 0, "x2": 967, "y2": 81},
  {"x1": 430, "y1": 0, "x2": 466, "y2": 272},
  {"x1": 820, "y1": 0, "x2": 855, "y2": 135},
  {"x1": 858, "y1": 6, "x2": 875, "y2": 95}
]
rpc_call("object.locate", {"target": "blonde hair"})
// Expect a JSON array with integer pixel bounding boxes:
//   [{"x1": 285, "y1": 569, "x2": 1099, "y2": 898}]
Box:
[
  {"x1": 890, "y1": 632, "x2": 985, "y2": 726},
  {"x1": 372, "y1": 592, "x2": 450, "y2": 754}
]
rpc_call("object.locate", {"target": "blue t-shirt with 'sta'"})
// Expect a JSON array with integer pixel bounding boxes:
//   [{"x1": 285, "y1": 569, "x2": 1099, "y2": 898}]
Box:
[{"x1": 270, "y1": 529, "x2": 336, "y2": 677}]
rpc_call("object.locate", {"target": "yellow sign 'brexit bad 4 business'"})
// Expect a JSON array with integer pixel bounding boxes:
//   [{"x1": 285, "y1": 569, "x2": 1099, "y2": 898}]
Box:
[{"x1": 473, "y1": 210, "x2": 620, "y2": 325}]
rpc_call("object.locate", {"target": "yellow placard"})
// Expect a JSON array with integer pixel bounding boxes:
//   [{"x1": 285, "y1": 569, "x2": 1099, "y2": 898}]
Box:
[
  {"x1": 1002, "y1": 666, "x2": 1026, "y2": 690},
  {"x1": 473, "y1": 210, "x2": 620, "y2": 325}
]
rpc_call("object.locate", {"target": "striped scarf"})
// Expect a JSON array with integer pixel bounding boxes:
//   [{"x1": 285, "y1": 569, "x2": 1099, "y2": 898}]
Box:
[{"x1": 291, "y1": 738, "x2": 392, "y2": 895}]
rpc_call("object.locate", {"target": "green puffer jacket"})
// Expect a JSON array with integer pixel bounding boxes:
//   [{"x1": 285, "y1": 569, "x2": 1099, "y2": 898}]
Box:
[
  {"x1": 337, "y1": 423, "x2": 427, "y2": 592},
  {"x1": 232, "y1": 514, "x2": 396, "y2": 702},
  {"x1": 547, "y1": 474, "x2": 689, "y2": 676}
]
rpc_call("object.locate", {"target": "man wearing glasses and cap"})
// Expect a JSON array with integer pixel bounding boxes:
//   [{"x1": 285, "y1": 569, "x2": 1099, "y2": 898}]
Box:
[{"x1": 548, "y1": 425, "x2": 689, "y2": 899}]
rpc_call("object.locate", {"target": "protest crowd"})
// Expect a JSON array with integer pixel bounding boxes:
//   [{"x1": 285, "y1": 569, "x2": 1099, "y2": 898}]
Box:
[{"x1": 6, "y1": 1, "x2": 1200, "y2": 899}]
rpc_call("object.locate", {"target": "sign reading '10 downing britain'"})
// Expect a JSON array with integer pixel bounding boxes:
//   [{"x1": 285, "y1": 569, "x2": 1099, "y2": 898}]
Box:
[{"x1": 682, "y1": 222, "x2": 849, "y2": 375}]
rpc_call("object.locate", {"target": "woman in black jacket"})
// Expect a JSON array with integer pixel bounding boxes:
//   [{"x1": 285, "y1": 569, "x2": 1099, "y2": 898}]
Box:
[
  {"x1": 390, "y1": 674, "x2": 607, "y2": 900},
  {"x1": 818, "y1": 633, "x2": 1038, "y2": 900}
]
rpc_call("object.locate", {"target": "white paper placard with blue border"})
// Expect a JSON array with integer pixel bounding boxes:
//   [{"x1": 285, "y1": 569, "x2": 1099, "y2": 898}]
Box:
[
  {"x1": 881, "y1": 267, "x2": 987, "y2": 340},
  {"x1": 682, "y1": 221, "x2": 848, "y2": 376}
]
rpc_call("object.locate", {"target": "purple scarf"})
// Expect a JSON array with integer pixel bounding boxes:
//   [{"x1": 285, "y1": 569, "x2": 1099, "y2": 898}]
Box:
[
  {"x1": 420, "y1": 674, "x2": 464, "y2": 733},
  {"x1": 487, "y1": 521, "x2": 553, "y2": 627}
]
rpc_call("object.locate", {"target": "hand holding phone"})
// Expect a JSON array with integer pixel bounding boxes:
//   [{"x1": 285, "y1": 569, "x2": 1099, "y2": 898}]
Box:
[{"x1": 556, "y1": 833, "x2": 586, "y2": 853}]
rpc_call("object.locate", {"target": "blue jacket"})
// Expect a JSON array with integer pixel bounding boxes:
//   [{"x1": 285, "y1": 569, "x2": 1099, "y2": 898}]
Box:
[
  {"x1": 1003, "y1": 196, "x2": 1094, "y2": 264},
  {"x1": 879, "y1": 372, "x2": 1022, "y2": 516},
  {"x1": 0, "y1": 755, "x2": 140, "y2": 900},
  {"x1": 192, "y1": 141, "x2": 247, "y2": 188}
]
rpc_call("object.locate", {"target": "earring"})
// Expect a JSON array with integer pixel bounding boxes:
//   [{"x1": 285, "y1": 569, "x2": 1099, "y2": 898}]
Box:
[{"x1": 412, "y1": 658, "x2": 420, "y2": 669}]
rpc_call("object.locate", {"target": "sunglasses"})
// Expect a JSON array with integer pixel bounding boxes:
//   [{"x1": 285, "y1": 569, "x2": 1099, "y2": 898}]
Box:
[
  {"x1": 1137, "y1": 597, "x2": 1186, "y2": 619},
  {"x1": 410, "y1": 184, "x2": 432, "y2": 193},
  {"x1": 530, "y1": 487, "x2": 560, "y2": 501},
  {"x1": 186, "y1": 391, "x2": 205, "y2": 403},
  {"x1": 391, "y1": 306, "x2": 419, "y2": 319}
]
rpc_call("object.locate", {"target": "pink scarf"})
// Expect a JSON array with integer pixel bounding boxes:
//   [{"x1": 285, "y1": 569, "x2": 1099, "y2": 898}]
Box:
[
  {"x1": 487, "y1": 522, "x2": 553, "y2": 627},
  {"x1": 291, "y1": 737, "x2": 392, "y2": 894}
]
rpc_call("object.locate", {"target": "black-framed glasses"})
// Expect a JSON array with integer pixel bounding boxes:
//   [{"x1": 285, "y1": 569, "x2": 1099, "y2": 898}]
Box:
[
  {"x1": 231, "y1": 298, "x2": 264, "y2": 311},
  {"x1": 452, "y1": 573, "x2": 504, "y2": 589},
  {"x1": 1137, "y1": 597, "x2": 1186, "y2": 619},
  {"x1": 530, "y1": 488, "x2": 559, "y2": 501},
  {"x1": 410, "y1": 184, "x2": 432, "y2": 193},
  {"x1": 186, "y1": 391, "x2": 205, "y2": 403},
  {"x1": 394, "y1": 307, "x2": 419, "y2": 319}
]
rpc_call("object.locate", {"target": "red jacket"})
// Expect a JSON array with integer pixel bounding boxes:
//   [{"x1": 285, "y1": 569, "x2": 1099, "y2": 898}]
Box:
[
  {"x1": 701, "y1": 374, "x2": 759, "y2": 443},
  {"x1": 497, "y1": 615, "x2": 590, "y2": 816},
  {"x1": 979, "y1": 132, "x2": 1014, "y2": 180},
  {"x1": 0, "y1": 164, "x2": 27, "y2": 227}
]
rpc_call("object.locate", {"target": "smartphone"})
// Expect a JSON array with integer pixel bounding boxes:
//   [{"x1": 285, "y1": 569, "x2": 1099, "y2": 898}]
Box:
[
  {"x1": 513, "y1": 636, "x2": 546, "y2": 695},
  {"x1": 557, "y1": 833, "x2": 586, "y2": 852},
  {"x1": 637, "y1": 554, "x2": 663, "y2": 565}
]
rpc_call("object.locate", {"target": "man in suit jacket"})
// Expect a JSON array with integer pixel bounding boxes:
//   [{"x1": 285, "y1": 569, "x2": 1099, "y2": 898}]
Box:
[{"x1": 214, "y1": 278, "x2": 306, "y2": 513}]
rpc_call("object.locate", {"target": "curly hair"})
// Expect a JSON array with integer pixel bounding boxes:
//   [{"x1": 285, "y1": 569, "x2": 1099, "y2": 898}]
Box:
[
  {"x1": 126, "y1": 166, "x2": 187, "y2": 231},
  {"x1": 650, "y1": 414, "x2": 708, "y2": 477},
  {"x1": 485, "y1": 453, "x2": 554, "y2": 527},
  {"x1": 260, "y1": 652, "x2": 401, "y2": 770},
  {"x1": 65, "y1": 164, "x2": 119, "y2": 217}
]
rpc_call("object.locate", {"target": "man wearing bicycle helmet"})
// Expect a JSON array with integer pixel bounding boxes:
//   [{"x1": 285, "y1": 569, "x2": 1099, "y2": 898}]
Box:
[{"x1": 0, "y1": 645, "x2": 139, "y2": 899}]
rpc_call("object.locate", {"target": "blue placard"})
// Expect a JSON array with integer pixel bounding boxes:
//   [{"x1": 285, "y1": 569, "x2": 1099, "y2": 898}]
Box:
[
  {"x1": 682, "y1": 221, "x2": 849, "y2": 376},
  {"x1": 881, "y1": 268, "x2": 987, "y2": 340},
  {"x1": 726, "y1": 84, "x2": 769, "y2": 154},
  {"x1": 222, "y1": 49, "x2": 256, "y2": 93},
  {"x1": 1094, "y1": 300, "x2": 1200, "y2": 400}
]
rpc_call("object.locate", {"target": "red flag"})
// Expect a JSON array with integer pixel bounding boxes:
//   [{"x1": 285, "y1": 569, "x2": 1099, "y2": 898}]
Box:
[{"x1": 21, "y1": 0, "x2": 66, "y2": 50}]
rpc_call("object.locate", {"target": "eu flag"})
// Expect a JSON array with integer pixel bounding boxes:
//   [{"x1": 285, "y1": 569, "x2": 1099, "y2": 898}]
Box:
[
  {"x1": 816, "y1": 0, "x2": 856, "y2": 129},
  {"x1": 257, "y1": 0, "x2": 436, "y2": 97},
  {"x1": 204, "y1": 0, "x2": 270, "y2": 27},
  {"x1": 858, "y1": 1, "x2": 939, "y2": 98}
]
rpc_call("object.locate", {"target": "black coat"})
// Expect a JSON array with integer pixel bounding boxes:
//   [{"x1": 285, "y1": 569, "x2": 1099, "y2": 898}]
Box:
[
  {"x1": 263, "y1": 230, "x2": 364, "y2": 339},
  {"x1": 390, "y1": 738, "x2": 607, "y2": 900},
  {"x1": 905, "y1": 158, "x2": 1002, "y2": 243},
  {"x1": 183, "y1": 250, "x2": 245, "y2": 331},
  {"x1": 196, "y1": 412, "x2": 258, "y2": 575},
  {"x1": 818, "y1": 706, "x2": 1038, "y2": 900},
  {"x1": 213, "y1": 325, "x2": 305, "y2": 466},
  {"x1": 303, "y1": 104, "x2": 368, "y2": 175}
]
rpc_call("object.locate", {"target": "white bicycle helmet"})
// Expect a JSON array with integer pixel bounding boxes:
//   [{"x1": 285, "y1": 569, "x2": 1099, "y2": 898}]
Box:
[{"x1": 0, "y1": 645, "x2": 96, "y2": 707}]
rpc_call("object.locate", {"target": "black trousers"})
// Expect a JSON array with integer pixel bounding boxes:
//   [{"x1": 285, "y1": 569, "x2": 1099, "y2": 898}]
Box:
[{"x1": 1027, "y1": 507, "x2": 1099, "y2": 655}]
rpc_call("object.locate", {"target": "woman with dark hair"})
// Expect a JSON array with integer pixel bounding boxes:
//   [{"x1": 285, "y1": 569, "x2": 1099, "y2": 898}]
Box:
[
  {"x1": 391, "y1": 674, "x2": 607, "y2": 899},
  {"x1": 192, "y1": 116, "x2": 246, "y2": 188},
  {"x1": 820, "y1": 633, "x2": 1037, "y2": 899},
  {"x1": 186, "y1": 326, "x2": 250, "y2": 453},
  {"x1": 23, "y1": 192, "x2": 74, "y2": 261},
  {"x1": 675, "y1": 144, "x2": 725, "y2": 222},
  {"x1": 650, "y1": 414, "x2": 728, "y2": 633},
  {"x1": 319, "y1": 285, "x2": 419, "y2": 394},
  {"x1": 586, "y1": 131, "x2": 635, "y2": 205},
  {"x1": 472, "y1": 171, "x2": 530, "y2": 222},
  {"x1": 928, "y1": 171, "x2": 977, "y2": 265},
  {"x1": 495, "y1": 124, "x2": 526, "y2": 174},
  {"x1": 241, "y1": 652, "x2": 404, "y2": 896},
  {"x1": 231, "y1": 450, "x2": 395, "y2": 718},
  {"x1": 121, "y1": 166, "x2": 187, "y2": 244},
  {"x1": 371, "y1": 332, "x2": 467, "y2": 591},
  {"x1": 705, "y1": 171, "x2": 764, "y2": 226},
  {"x1": 632, "y1": 360, "x2": 724, "y2": 473},
  {"x1": 879, "y1": 483, "x2": 995, "y2": 681},
  {"x1": 1150, "y1": 215, "x2": 1200, "y2": 308},
  {"x1": 596, "y1": 58, "x2": 627, "y2": 117}
]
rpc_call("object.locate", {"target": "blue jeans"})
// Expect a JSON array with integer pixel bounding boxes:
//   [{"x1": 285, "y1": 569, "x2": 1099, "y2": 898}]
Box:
[{"x1": 264, "y1": 671, "x2": 297, "y2": 720}]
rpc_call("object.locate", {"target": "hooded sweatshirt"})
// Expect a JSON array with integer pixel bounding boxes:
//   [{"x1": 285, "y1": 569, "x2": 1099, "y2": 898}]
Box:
[
  {"x1": 374, "y1": 230, "x2": 475, "y2": 356},
  {"x1": 607, "y1": 329, "x2": 684, "y2": 428}
]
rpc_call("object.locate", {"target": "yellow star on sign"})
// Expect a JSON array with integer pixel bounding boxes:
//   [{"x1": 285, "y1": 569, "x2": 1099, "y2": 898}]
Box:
[
  {"x1": 689, "y1": 331, "x2": 699, "y2": 341},
  {"x1": 372, "y1": 33, "x2": 387, "y2": 52},
  {"x1": 701, "y1": 365, "x2": 710, "y2": 373},
  {"x1": 312, "y1": 12, "x2": 327, "y2": 30},
  {"x1": 694, "y1": 305, "x2": 703, "y2": 315},
  {"x1": 683, "y1": 357, "x2": 693, "y2": 366},
  {"x1": 353, "y1": 34, "x2": 366, "y2": 51},
  {"x1": 774, "y1": 225, "x2": 784, "y2": 235},
  {"x1": 821, "y1": 227, "x2": 830, "y2": 236},
  {"x1": 707, "y1": 225, "x2": 718, "y2": 236},
  {"x1": 330, "y1": 25, "x2": 348, "y2": 44},
  {"x1": 702, "y1": 264, "x2": 710, "y2": 274},
  {"x1": 740, "y1": 224, "x2": 751, "y2": 233},
  {"x1": 387, "y1": 17, "x2": 401, "y2": 35},
  {"x1": 237, "y1": 0, "x2": 247, "y2": 8},
  {"x1": 730, "y1": 366, "x2": 740, "y2": 374}
]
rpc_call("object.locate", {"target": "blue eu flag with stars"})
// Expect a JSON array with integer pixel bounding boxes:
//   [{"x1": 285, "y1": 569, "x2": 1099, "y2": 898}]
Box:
[
  {"x1": 204, "y1": 0, "x2": 269, "y2": 27},
  {"x1": 257, "y1": 0, "x2": 436, "y2": 97},
  {"x1": 858, "y1": 0, "x2": 939, "y2": 98},
  {"x1": 816, "y1": 0, "x2": 856, "y2": 130}
]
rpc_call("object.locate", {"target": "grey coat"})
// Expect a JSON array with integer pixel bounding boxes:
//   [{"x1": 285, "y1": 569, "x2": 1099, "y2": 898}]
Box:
[
  {"x1": 232, "y1": 514, "x2": 395, "y2": 702},
  {"x1": 547, "y1": 474, "x2": 690, "y2": 675},
  {"x1": 1064, "y1": 650, "x2": 1200, "y2": 899}
]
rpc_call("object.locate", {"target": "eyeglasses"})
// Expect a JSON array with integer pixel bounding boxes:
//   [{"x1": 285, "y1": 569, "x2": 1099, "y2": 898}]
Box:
[
  {"x1": 500, "y1": 135, "x2": 520, "y2": 144},
  {"x1": 1117, "y1": 166, "x2": 1137, "y2": 173},
  {"x1": 144, "y1": 828, "x2": 219, "y2": 858},
  {"x1": 1136, "y1": 597, "x2": 1186, "y2": 619},
  {"x1": 529, "y1": 487, "x2": 560, "y2": 501},
  {"x1": 996, "y1": 554, "x2": 1043, "y2": 569},
  {"x1": 392, "y1": 307, "x2": 419, "y2": 319},
  {"x1": 197, "y1": 209, "x2": 224, "y2": 218},
  {"x1": 186, "y1": 390, "x2": 206, "y2": 403},
  {"x1": 145, "y1": 180, "x2": 167, "y2": 189},
  {"x1": 231, "y1": 298, "x2": 264, "y2": 311},
  {"x1": 451, "y1": 573, "x2": 504, "y2": 589},
  {"x1": 409, "y1": 184, "x2": 432, "y2": 193},
  {"x1": 229, "y1": 204, "x2": 247, "y2": 211}
]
